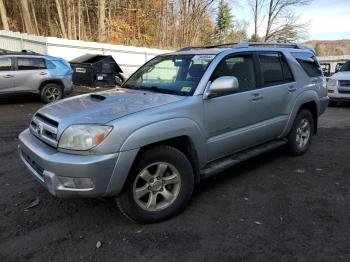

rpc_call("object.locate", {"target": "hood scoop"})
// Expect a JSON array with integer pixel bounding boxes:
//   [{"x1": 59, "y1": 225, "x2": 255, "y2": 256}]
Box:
[{"x1": 90, "y1": 94, "x2": 106, "y2": 101}]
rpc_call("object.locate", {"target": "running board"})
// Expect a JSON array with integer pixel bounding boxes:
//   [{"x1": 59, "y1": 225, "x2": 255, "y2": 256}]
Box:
[{"x1": 200, "y1": 140, "x2": 287, "y2": 179}]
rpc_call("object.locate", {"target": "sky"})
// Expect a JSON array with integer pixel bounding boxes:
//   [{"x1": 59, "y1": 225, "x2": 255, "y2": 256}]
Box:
[{"x1": 234, "y1": 0, "x2": 350, "y2": 40}]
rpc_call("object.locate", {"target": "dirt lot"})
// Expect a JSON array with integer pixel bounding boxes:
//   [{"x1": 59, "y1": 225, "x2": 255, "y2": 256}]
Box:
[{"x1": 1, "y1": 91, "x2": 350, "y2": 262}]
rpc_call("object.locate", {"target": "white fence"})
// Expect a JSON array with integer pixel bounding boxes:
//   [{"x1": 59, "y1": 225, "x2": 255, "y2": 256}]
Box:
[{"x1": 0, "y1": 30, "x2": 170, "y2": 76}]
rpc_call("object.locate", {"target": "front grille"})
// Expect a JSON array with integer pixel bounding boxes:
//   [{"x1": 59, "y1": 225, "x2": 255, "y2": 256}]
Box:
[
  {"x1": 30, "y1": 113, "x2": 59, "y2": 148},
  {"x1": 22, "y1": 150, "x2": 44, "y2": 177},
  {"x1": 35, "y1": 113, "x2": 59, "y2": 127},
  {"x1": 339, "y1": 80, "x2": 350, "y2": 87}
]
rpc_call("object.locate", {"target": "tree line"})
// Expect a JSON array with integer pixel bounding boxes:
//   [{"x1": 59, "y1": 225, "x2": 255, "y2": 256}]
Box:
[{"x1": 0, "y1": 0, "x2": 311, "y2": 49}]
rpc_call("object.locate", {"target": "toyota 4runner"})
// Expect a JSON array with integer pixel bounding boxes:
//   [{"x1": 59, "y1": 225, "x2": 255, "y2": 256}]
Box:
[{"x1": 18, "y1": 42, "x2": 329, "y2": 223}]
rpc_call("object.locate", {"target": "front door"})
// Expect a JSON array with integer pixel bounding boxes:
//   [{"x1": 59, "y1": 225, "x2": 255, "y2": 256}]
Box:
[
  {"x1": 0, "y1": 57, "x2": 14, "y2": 92},
  {"x1": 204, "y1": 53, "x2": 267, "y2": 162}
]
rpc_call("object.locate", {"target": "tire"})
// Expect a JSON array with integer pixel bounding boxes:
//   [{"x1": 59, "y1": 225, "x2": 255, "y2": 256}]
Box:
[
  {"x1": 287, "y1": 109, "x2": 314, "y2": 156},
  {"x1": 115, "y1": 74, "x2": 124, "y2": 86},
  {"x1": 40, "y1": 83, "x2": 63, "y2": 103},
  {"x1": 328, "y1": 101, "x2": 337, "y2": 107},
  {"x1": 117, "y1": 145, "x2": 194, "y2": 223}
]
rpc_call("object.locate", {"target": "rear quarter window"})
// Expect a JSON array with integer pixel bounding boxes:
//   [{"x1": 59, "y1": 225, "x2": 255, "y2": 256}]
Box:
[{"x1": 292, "y1": 52, "x2": 322, "y2": 77}]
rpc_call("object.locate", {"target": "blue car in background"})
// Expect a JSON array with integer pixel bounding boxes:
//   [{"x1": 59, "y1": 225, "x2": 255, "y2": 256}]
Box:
[{"x1": 0, "y1": 50, "x2": 73, "y2": 103}]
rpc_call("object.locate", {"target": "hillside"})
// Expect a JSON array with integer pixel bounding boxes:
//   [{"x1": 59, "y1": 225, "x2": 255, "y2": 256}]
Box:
[{"x1": 304, "y1": 40, "x2": 350, "y2": 56}]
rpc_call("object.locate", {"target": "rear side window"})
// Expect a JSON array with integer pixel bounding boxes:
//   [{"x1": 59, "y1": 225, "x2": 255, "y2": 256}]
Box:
[
  {"x1": 259, "y1": 53, "x2": 294, "y2": 86},
  {"x1": 292, "y1": 52, "x2": 322, "y2": 77},
  {"x1": 17, "y1": 57, "x2": 46, "y2": 70},
  {"x1": 0, "y1": 58, "x2": 12, "y2": 71}
]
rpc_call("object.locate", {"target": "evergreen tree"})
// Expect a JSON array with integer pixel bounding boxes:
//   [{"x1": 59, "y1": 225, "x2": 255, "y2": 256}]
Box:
[{"x1": 215, "y1": 0, "x2": 233, "y2": 43}]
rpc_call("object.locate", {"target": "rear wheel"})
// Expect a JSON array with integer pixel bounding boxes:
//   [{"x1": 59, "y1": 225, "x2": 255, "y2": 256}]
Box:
[
  {"x1": 117, "y1": 145, "x2": 194, "y2": 223},
  {"x1": 287, "y1": 110, "x2": 314, "y2": 156},
  {"x1": 40, "y1": 83, "x2": 63, "y2": 103}
]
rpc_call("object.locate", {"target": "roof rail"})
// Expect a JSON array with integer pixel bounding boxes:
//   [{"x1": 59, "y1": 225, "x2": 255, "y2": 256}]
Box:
[
  {"x1": 177, "y1": 42, "x2": 315, "y2": 54},
  {"x1": 0, "y1": 49, "x2": 42, "y2": 56},
  {"x1": 233, "y1": 42, "x2": 315, "y2": 54},
  {"x1": 177, "y1": 43, "x2": 238, "y2": 52}
]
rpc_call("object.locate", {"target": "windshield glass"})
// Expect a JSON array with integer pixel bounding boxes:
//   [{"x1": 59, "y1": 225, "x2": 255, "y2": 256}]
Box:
[
  {"x1": 340, "y1": 61, "x2": 350, "y2": 72},
  {"x1": 123, "y1": 54, "x2": 215, "y2": 96}
]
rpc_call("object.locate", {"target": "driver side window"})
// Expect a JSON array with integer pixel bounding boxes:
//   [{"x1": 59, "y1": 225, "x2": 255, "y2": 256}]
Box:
[{"x1": 211, "y1": 54, "x2": 256, "y2": 92}]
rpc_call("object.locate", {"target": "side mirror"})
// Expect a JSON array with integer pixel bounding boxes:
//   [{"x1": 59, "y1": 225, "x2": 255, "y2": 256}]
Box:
[{"x1": 204, "y1": 76, "x2": 239, "y2": 99}]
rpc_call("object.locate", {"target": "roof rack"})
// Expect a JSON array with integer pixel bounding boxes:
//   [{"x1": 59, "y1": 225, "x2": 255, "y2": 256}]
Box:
[
  {"x1": 177, "y1": 42, "x2": 315, "y2": 54},
  {"x1": 0, "y1": 49, "x2": 42, "y2": 56},
  {"x1": 177, "y1": 43, "x2": 238, "y2": 52}
]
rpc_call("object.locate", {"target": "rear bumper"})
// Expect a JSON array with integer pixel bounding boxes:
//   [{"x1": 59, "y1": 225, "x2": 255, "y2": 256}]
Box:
[
  {"x1": 18, "y1": 129, "x2": 118, "y2": 198},
  {"x1": 61, "y1": 76, "x2": 73, "y2": 95}
]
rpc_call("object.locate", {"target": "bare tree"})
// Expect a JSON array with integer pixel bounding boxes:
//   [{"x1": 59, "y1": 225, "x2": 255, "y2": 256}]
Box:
[
  {"x1": 264, "y1": 0, "x2": 311, "y2": 41},
  {"x1": 54, "y1": 0, "x2": 67, "y2": 38},
  {"x1": 0, "y1": 0, "x2": 9, "y2": 30},
  {"x1": 248, "y1": 0, "x2": 265, "y2": 41},
  {"x1": 20, "y1": 0, "x2": 35, "y2": 34},
  {"x1": 98, "y1": 0, "x2": 106, "y2": 42}
]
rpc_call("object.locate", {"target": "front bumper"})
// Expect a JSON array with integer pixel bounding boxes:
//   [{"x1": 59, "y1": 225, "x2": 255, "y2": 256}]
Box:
[
  {"x1": 18, "y1": 129, "x2": 118, "y2": 198},
  {"x1": 328, "y1": 87, "x2": 350, "y2": 102}
]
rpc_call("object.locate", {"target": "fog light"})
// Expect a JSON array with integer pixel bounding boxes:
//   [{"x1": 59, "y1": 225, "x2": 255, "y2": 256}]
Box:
[
  {"x1": 74, "y1": 178, "x2": 94, "y2": 189},
  {"x1": 58, "y1": 177, "x2": 94, "y2": 189}
]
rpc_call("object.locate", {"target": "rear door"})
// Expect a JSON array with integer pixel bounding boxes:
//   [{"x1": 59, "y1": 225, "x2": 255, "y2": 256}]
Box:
[
  {"x1": 0, "y1": 57, "x2": 15, "y2": 92},
  {"x1": 13, "y1": 57, "x2": 49, "y2": 92},
  {"x1": 254, "y1": 52, "x2": 296, "y2": 140}
]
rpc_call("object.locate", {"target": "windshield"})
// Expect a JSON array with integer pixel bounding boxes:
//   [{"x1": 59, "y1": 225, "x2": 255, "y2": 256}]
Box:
[
  {"x1": 123, "y1": 54, "x2": 215, "y2": 96},
  {"x1": 340, "y1": 61, "x2": 350, "y2": 72}
]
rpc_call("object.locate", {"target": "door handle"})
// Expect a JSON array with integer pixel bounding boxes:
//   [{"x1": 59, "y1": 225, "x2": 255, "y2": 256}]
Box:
[
  {"x1": 39, "y1": 72, "x2": 47, "y2": 75},
  {"x1": 252, "y1": 93, "x2": 264, "y2": 101},
  {"x1": 288, "y1": 86, "x2": 297, "y2": 92}
]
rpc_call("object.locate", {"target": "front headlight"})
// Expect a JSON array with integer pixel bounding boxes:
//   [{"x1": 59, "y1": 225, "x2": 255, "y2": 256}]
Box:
[
  {"x1": 58, "y1": 125, "x2": 112, "y2": 151},
  {"x1": 327, "y1": 79, "x2": 338, "y2": 89}
]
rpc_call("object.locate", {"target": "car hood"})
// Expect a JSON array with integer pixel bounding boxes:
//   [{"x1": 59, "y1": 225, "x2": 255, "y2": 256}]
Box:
[
  {"x1": 331, "y1": 71, "x2": 350, "y2": 80},
  {"x1": 37, "y1": 88, "x2": 185, "y2": 125}
]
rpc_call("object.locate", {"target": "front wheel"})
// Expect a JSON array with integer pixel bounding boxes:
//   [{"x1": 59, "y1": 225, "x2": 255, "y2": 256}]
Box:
[
  {"x1": 117, "y1": 146, "x2": 194, "y2": 223},
  {"x1": 287, "y1": 110, "x2": 314, "y2": 156}
]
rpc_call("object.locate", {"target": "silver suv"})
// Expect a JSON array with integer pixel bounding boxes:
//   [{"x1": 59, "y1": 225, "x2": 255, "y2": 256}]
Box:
[
  {"x1": 0, "y1": 50, "x2": 73, "y2": 103},
  {"x1": 18, "y1": 42, "x2": 329, "y2": 223}
]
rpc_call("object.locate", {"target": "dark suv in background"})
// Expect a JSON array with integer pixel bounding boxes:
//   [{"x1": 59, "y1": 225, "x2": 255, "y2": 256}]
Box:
[{"x1": 0, "y1": 50, "x2": 73, "y2": 103}]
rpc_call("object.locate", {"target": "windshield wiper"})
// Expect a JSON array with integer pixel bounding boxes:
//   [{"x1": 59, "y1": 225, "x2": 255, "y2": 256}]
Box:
[{"x1": 131, "y1": 86, "x2": 177, "y2": 95}]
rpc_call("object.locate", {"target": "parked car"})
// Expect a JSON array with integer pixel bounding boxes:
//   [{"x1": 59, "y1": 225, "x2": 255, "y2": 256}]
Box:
[
  {"x1": 327, "y1": 60, "x2": 350, "y2": 106},
  {"x1": 320, "y1": 62, "x2": 331, "y2": 77},
  {"x1": 0, "y1": 50, "x2": 73, "y2": 103},
  {"x1": 18, "y1": 42, "x2": 328, "y2": 223}
]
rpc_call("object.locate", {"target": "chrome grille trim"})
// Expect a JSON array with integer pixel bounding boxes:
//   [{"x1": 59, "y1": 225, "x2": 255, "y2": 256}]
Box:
[{"x1": 30, "y1": 115, "x2": 58, "y2": 148}]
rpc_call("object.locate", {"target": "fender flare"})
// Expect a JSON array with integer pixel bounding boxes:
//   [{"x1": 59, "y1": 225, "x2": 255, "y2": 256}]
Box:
[
  {"x1": 105, "y1": 118, "x2": 207, "y2": 196},
  {"x1": 281, "y1": 90, "x2": 320, "y2": 137}
]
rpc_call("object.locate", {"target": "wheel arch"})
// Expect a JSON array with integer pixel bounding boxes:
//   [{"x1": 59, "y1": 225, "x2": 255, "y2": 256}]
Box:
[
  {"x1": 282, "y1": 90, "x2": 320, "y2": 137},
  {"x1": 39, "y1": 79, "x2": 64, "y2": 92},
  {"x1": 105, "y1": 118, "x2": 206, "y2": 196}
]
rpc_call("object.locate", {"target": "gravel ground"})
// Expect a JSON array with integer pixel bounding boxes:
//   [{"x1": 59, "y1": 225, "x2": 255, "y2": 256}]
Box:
[{"x1": 1, "y1": 91, "x2": 350, "y2": 262}]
